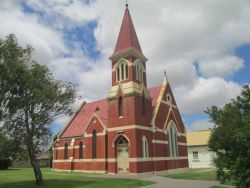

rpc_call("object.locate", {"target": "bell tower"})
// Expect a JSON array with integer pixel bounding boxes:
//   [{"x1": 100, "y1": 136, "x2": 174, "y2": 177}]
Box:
[{"x1": 107, "y1": 5, "x2": 153, "y2": 128}]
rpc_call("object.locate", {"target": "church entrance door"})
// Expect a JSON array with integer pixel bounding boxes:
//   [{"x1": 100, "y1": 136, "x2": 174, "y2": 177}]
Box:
[{"x1": 116, "y1": 136, "x2": 129, "y2": 173}]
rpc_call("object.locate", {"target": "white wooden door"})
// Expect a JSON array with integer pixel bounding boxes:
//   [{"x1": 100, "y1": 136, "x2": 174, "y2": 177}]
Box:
[{"x1": 117, "y1": 145, "x2": 129, "y2": 173}]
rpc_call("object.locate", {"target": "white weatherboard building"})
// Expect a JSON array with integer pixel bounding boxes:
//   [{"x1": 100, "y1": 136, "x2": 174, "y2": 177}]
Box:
[{"x1": 187, "y1": 130, "x2": 216, "y2": 168}]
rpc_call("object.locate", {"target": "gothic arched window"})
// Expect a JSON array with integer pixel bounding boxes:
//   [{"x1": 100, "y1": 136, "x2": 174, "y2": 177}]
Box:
[
  {"x1": 135, "y1": 60, "x2": 144, "y2": 83},
  {"x1": 142, "y1": 135, "x2": 149, "y2": 158},
  {"x1": 167, "y1": 123, "x2": 179, "y2": 157},
  {"x1": 92, "y1": 130, "x2": 97, "y2": 159},
  {"x1": 116, "y1": 61, "x2": 128, "y2": 82},
  {"x1": 79, "y1": 141, "x2": 83, "y2": 159},
  {"x1": 64, "y1": 143, "x2": 68, "y2": 159},
  {"x1": 118, "y1": 96, "x2": 123, "y2": 117}
]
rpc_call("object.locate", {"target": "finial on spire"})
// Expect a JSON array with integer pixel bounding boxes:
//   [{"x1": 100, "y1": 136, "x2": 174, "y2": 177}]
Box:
[
  {"x1": 164, "y1": 70, "x2": 168, "y2": 80},
  {"x1": 126, "y1": 0, "x2": 128, "y2": 8}
]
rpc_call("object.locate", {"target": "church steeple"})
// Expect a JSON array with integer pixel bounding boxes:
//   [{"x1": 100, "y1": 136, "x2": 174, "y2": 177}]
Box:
[{"x1": 111, "y1": 5, "x2": 146, "y2": 60}]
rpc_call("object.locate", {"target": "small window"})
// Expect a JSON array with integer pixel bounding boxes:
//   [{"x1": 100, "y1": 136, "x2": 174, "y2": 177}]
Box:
[
  {"x1": 79, "y1": 142, "x2": 83, "y2": 159},
  {"x1": 92, "y1": 130, "x2": 97, "y2": 159},
  {"x1": 142, "y1": 136, "x2": 149, "y2": 158},
  {"x1": 118, "y1": 96, "x2": 123, "y2": 117},
  {"x1": 64, "y1": 143, "x2": 68, "y2": 159},
  {"x1": 55, "y1": 149, "x2": 58, "y2": 160},
  {"x1": 193, "y1": 151, "x2": 199, "y2": 159},
  {"x1": 166, "y1": 93, "x2": 171, "y2": 103}
]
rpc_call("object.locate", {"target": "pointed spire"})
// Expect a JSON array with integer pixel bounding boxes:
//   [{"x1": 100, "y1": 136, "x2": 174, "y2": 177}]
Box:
[{"x1": 113, "y1": 5, "x2": 142, "y2": 56}]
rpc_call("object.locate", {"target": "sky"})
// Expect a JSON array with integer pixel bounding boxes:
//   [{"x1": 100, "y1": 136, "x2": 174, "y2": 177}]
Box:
[{"x1": 0, "y1": 0, "x2": 249, "y2": 133}]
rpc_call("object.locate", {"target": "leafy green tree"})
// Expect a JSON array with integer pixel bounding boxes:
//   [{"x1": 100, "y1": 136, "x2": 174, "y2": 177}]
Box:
[
  {"x1": 0, "y1": 34, "x2": 77, "y2": 185},
  {"x1": 206, "y1": 85, "x2": 250, "y2": 187}
]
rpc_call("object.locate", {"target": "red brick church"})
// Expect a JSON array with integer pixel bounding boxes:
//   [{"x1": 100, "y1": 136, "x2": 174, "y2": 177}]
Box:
[{"x1": 52, "y1": 5, "x2": 188, "y2": 174}]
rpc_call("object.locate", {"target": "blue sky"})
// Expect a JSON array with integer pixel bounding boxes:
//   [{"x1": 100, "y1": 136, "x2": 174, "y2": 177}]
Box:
[{"x1": 0, "y1": 0, "x2": 249, "y2": 133}]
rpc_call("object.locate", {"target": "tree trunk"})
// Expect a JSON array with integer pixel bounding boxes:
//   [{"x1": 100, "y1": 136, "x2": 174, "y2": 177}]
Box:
[{"x1": 28, "y1": 147, "x2": 43, "y2": 185}]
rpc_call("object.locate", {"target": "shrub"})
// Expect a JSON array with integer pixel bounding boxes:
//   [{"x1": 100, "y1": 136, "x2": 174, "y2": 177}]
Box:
[{"x1": 0, "y1": 158, "x2": 12, "y2": 170}]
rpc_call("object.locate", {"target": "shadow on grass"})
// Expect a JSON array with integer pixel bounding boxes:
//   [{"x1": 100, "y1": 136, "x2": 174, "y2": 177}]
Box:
[{"x1": 0, "y1": 179, "x2": 95, "y2": 188}]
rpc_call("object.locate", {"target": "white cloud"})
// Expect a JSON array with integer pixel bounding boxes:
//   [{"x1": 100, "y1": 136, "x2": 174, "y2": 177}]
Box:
[
  {"x1": 1, "y1": 0, "x2": 249, "y2": 128},
  {"x1": 199, "y1": 56, "x2": 244, "y2": 78},
  {"x1": 188, "y1": 119, "x2": 214, "y2": 131},
  {"x1": 175, "y1": 77, "x2": 242, "y2": 115}
]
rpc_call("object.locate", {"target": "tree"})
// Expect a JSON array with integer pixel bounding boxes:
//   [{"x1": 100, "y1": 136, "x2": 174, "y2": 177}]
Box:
[
  {"x1": 0, "y1": 34, "x2": 77, "y2": 185},
  {"x1": 206, "y1": 85, "x2": 250, "y2": 187}
]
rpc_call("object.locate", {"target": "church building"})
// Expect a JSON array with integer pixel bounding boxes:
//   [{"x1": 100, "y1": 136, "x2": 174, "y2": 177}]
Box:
[{"x1": 52, "y1": 4, "x2": 188, "y2": 174}]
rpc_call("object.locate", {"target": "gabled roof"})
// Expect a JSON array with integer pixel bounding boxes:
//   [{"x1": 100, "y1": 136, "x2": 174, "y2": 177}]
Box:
[
  {"x1": 187, "y1": 130, "x2": 211, "y2": 146},
  {"x1": 60, "y1": 99, "x2": 107, "y2": 138},
  {"x1": 112, "y1": 6, "x2": 142, "y2": 56},
  {"x1": 60, "y1": 86, "x2": 162, "y2": 139}
]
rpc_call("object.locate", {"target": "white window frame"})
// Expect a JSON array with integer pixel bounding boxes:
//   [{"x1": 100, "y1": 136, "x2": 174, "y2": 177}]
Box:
[
  {"x1": 116, "y1": 61, "x2": 128, "y2": 82},
  {"x1": 142, "y1": 135, "x2": 149, "y2": 158},
  {"x1": 166, "y1": 122, "x2": 179, "y2": 157},
  {"x1": 134, "y1": 60, "x2": 145, "y2": 83}
]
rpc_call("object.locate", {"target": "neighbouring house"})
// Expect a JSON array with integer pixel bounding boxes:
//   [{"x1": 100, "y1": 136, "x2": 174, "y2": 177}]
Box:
[
  {"x1": 187, "y1": 130, "x2": 216, "y2": 168},
  {"x1": 52, "y1": 4, "x2": 188, "y2": 174}
]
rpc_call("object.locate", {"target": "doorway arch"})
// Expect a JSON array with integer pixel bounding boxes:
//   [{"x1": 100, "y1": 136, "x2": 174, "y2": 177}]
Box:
[{"x1": 116, "y1": 135, "x2": 129, "y2": 173}]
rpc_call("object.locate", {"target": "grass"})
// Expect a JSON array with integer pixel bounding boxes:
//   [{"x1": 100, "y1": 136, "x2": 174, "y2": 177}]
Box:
[
  {"x1": 162, "y1": 168, "x2": 236, "y2": 186},
  {"x1": 0, "y1": 168, "x2": 153, "y2": 188},
  {"x1": 162, "y1": 168, "x2": 217, "y2": 181}
]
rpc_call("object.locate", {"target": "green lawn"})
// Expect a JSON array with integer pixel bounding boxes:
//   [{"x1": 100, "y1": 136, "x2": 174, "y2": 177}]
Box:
[
  {"x1": 0, "y1": 168, "x2": 152, "y2": 188},
  {"x1": 161, "y1": 168, "x2": 236, "y2": 186},
  {"x1": 162, "y1": 168, "x2": 217, "y2": 181}
]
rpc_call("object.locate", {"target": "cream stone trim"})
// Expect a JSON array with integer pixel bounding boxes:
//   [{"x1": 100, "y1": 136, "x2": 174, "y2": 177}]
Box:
[
  {"x1": 109, "y1": 48, "x2": 148, "y2": 62},
  {"x1": 53, "y1": 157, "x2": 188, "y2": 163},
  {"x1": 129, "y1": 156, "x2": 188, "y2": 162},
  {"x1": 151, "y1": 78, "x2": 168, "y2": 129},
  {"x1": 52, "y1": 169, "x2": 106, "y2": 173},
  {"x1": 152, "y1": 140, "x2": 168, "y2": 144},
  {"x1": 163, "y1": 107, "x2": 172, "y2": 130},
  {"x1": 54, "y1": 145, "x2": 85, "y2": 150},
  {"x1": 112, "y1": 58, "x2": 132, "y2": 71},
  {"x1": 84, "y1": 131, "x2": 106, "y2": 138},
  {"x1": 83, "y1": 112, "x2": 107, "y2": 134},
  {"x1": 108, "y1": 125, "x2": 153, "y2": 132},
  {"x1": 112, "y1": 134, "x2": 131, "y2": 147},
  {"x1": 161, "y1": 100, "x2": 178, "y2": 109},
  {"x1": 59, "y1": 135, "x2": 85, "y2": 141},
  {"x1": 70, "y1": 138, "x2": 75, "y2": 147},
  {"x1": 107, "y1": 81, "x2": 151, "y2": 100},
  {"x1": 53, "y1": 158, "x2": 117, "y2": 163}
]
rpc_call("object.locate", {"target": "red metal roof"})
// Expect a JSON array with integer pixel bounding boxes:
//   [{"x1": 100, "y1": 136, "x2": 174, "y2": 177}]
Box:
[
  {"x1": 148, "y1": 86, "x2": 161, "y2": 106},
  {"x1": 60, "y1": 86, "x2": 161, "y2": 138},
  {"x1": 60, "y1": 99, "x2": 107, "y2": 138},
  {"x1": 113, "y1": 6, "x2": 142, "y2": 56}
]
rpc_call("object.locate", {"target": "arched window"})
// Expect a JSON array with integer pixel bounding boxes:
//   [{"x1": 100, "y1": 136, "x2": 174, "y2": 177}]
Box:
[
  {"x1": 117, "y1": 67, "x2": 120, "y2": 81},
  {"x1": 55, "y1": 149, "x2": 58, "y2": 160},
  {"x1": 125, "y1": 64, "x2": 128, "y2": 79},
  {"x1": 64, "y1": 143, "x2": 68, "y2": 159},
  {"x1": 142, "y1": 96, "x2": 146, "y2": 116},
  {"x1": 118, "y1": 96, "x2": 123, "y2": 117},
  {"x1": 92, "y1": 130, "x2": 97, "y2": 159},
  {"x1": 142, "y1": 136, "x2": 149, "y2": 158},
  {"x1": 135, "y1": 60, "x2": 144, "y2": 84},
  {"x1": 167, "y1": 123, "x2": 179, "y2": 157},
  {"x1": 166, "y1": 93, "x2": 171, "y2": 104},
  {"x1": 79, "y1": 142, "x2": 83, "y2": 159},
  {"x1": 116, "y1": 61, "x2": 128, "y2": 82}
]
